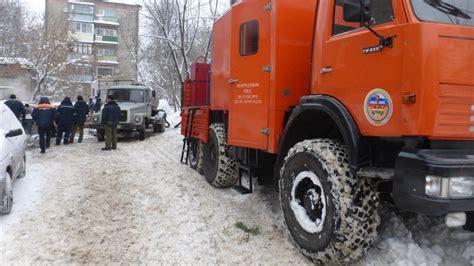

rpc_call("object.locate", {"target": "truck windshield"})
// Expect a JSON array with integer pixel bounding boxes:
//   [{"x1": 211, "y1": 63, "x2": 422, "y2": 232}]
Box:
[
  {"x1": 107, "y1": 89, "x2": 145, "y2": 103},
  {"x1": 411, "y1": 0, "x2": 473, "y2": 26}
]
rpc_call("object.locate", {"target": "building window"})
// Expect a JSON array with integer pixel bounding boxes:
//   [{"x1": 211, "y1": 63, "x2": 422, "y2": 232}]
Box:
[
  {"x1": 239, "y1": 20, "x2": 259, "y2": 56},
  {"x1": 96, "y1": 28, "x2": 117, "y2": 37},
  {"x1": 97, "y1": 47, "x2": 115, "y2": 56},
  {"x1": 70, "y1": 4, "x2": 94, "y2": 15},
  {"x1": 97, "y1": 67, "x2": 114, "y2": 77},
  {"x1": 97, "y1": 9, "x2": 116, "y2": 17},
  {"x1": 72, "y1": 22, "x2": 93, "y2": 34},
  {"x1": 332, "y1": 0, "x2": 394, "y2": 36},
  {"x1": 73, "y1": 43, "x2": 92, "y2": 54}
]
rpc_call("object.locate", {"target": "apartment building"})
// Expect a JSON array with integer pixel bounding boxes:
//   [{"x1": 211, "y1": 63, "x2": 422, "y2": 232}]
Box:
[{"x1": 45, "y1": 0, "x2": 140, "y2": 96}]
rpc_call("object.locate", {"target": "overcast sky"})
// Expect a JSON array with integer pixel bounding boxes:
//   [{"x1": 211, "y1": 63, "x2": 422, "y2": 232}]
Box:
[{"x1": 22, "y1": 0, "x2": 139, "y2": 16}]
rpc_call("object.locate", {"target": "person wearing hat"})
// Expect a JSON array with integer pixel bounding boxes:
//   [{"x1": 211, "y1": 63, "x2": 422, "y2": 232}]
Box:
[
  {"x1": 56, "y1": 97, "x2": 76, "y2": 145},
  {"x1": 5, "y1": 94, "x2": 26, "y2": 121},
  {"x1": 31, "y1": 97, "x2": 56, "y2": 153},
  {"x1": 101, "y1": 95, "x2": 121, "y2": 150},
  {"x1": 70, "y1": 95, "x2": 89, "y2": 143}
]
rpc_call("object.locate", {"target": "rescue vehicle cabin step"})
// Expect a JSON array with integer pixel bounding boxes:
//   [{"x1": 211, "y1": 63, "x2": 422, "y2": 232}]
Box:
[{"x1": 233, "y1": 164, "x2": 254, "y2": 194}]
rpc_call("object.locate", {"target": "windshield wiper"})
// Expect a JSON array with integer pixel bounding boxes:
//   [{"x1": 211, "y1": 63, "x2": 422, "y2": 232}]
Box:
[{"x1": 424, "y1": 0, "x2": 472, "y2": 20}]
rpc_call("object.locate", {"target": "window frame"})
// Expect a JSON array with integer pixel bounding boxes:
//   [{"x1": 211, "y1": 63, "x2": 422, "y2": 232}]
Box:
[
  {"x1": 331, "y1": 0, "x2": 395, "y2": 37},
  {"x1": 239, "y1": 20, "x2": 259, "y2": 56}
]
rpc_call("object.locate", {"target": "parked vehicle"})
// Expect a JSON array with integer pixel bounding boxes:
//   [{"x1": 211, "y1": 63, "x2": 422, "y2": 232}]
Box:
[
  {"x1": 0, "y1": 102, "x2": 27, "y2": 214},
  {"x1": 181, "y1": 0, "x2": 474, "y2": 263},
  {"x1": 90, "y1": 84, "x2": 167, "y2": 141}
]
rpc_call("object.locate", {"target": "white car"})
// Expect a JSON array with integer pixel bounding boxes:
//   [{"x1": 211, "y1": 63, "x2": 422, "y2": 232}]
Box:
[{"x1": 0, "y1": 101, "x2": 27, "y2": 214}]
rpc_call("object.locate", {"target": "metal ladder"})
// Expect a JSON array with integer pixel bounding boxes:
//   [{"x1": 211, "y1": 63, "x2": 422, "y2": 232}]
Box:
[{"x1": 180, "y1": 107, "x2": 198, "y2": 164}]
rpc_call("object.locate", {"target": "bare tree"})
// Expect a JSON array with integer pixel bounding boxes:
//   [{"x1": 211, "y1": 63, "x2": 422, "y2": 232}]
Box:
[
  {"x1": 141, "y1": 0, "x2": 226, "y2": 111},
  {"x1": 0, "y1": 0, "x2": 28, "y2": 58},
  {"x1": 28, "y1": 13, "x2": 78, "y2": 100}
]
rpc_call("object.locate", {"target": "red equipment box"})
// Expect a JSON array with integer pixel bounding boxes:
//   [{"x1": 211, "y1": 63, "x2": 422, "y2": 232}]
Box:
[
  {"x1": 191, "y1": 63, "x2": 211, "y2": 81},
  {"x1": 183, "y1": 80, "x2": 209, "y2": 107}
]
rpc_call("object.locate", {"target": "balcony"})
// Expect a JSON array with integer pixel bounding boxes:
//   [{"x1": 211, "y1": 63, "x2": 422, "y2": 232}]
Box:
[
  {"x1": 95, "y1": 35, "x2": 118, "y2": 45},
  {"x1": 94, "y1": 15, "x2": 119, "y2": 26},
  {"x1": 97, "y1": 55, "x2": 118, "y2": 64}
]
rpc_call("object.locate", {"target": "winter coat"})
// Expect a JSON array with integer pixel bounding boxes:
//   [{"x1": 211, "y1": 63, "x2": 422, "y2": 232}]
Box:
[
  {"x1": 32, "y1": 97, "x2": 56, "y2": 128},
  {"x1": 5, "y1": 99, "x2": 26, "y2": 119},
  {"x1": 87, "y1": 100, "x2": 94, "y2": 112},
  {"x1": 93, "y1": 98, "x2": 102, "y2": 113},
  {"x1": 101, "y1": 101, "x2": 121, "y2": 127},
  {"x1": 74, "y1": 100, "x2": 89, "y2": 124},
  {"x1": 56, "y1": 98, "x2": 76, "y2": 127}
]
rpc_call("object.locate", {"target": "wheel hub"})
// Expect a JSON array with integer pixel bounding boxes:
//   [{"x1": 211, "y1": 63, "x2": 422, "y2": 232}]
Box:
[{"x1": 290, "y1": 171, "x2": 327, "y2": 233}]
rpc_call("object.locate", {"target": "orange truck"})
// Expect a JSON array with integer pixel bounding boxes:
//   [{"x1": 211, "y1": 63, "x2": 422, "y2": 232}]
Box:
[{"x1": 181, "y1": 0, "x2": 474, "y2": 263}]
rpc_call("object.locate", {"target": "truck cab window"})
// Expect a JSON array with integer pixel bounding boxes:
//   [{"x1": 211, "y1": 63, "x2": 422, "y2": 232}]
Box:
[
  {"x1": 333, "y1": 0, "x2": 394, "y2": 36},
  {"x1": 240, "y1": 20, "x2": 259, "y2": 56}
]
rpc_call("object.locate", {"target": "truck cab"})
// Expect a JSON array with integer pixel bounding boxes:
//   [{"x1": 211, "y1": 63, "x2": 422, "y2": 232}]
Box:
[
  {"x1": 90, "y1": 85, "x2": 166, "y2": 140},
  {"x1": 181, "y1": 0, "x2": 474, "y2": 263}
]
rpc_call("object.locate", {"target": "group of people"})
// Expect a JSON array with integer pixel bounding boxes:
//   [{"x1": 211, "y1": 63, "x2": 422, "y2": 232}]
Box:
[
  {"x1": 29, "y1": 95, "x2": 90, "y2": 153},
  {"x1": 5, "y1": 93, "x2": 131, "y2": 153}
]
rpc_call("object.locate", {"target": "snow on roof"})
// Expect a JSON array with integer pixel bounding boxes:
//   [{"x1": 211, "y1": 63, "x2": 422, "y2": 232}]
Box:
[{"x1": 0, "y1": 57, "x2": 35, "y2": 70}]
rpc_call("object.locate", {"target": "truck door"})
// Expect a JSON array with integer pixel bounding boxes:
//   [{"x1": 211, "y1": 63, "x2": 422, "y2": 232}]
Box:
[
  {"x1": 314, "y1": 0, "x2": 405, "y2": 136},
  {"x1": 228, "y1": 0, "x2": 271, "y2": 150}
]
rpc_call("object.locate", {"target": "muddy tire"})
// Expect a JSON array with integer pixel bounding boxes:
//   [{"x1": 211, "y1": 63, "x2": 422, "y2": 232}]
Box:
[
  {"x1": 1, "y1": 172, "x2": 13, "y2": 214},
  {"x1": 138, "y1": 125, "x2": 146, "y2": 141},
  {"x1": 279, "y1": 139, "x2": 379, "y2": 264},
  {"x1": 153, "y1": 123, "x2": 164, "y2": 133},
  {"x1": 189, "y1": 140, "x2": 205, "y2": 174},
  {"x1": 97, "y1": 129, "x2": 105, "y2": 142},
  {"x1": 203, "y1": 123, "x2": 238, "y2": 188}
]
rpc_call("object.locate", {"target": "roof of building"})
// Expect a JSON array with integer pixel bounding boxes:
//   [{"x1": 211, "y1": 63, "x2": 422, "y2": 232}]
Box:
[{"x1": 0, "y1": 57, "x2": 35, "y2": 71}]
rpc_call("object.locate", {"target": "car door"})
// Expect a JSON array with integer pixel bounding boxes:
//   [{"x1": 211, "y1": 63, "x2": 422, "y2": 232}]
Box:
[
  {"x1": 313, "y1": 0, "x2": 405, "y2": 136},
  {"x1": 0, "y1": 103, "x2": 26, "y2": 177},
  {"x1": 228, "y1": 0, "x2": 271, "y2": 150}
]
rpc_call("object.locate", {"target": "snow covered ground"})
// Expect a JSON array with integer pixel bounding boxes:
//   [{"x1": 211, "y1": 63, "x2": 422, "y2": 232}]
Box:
[{"x1": 1, "y1": 124, "x2": 473, "y2": 265}]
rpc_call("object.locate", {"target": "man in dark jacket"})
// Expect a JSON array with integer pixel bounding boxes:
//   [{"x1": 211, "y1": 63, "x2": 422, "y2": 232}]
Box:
[
  {"x1": 56, "y1": 97, "x2": 76, "y2": 145},
  {"x1": 87, "y1": 97, "x2": 94, "y2": 114},
  {"x1": 32, "y1": 97, "x2": 56, "y2": 153},
  {"x1": 93, "y1": 96, "x2": 102, "y2": 113},
  {"x1": 70, "y1": 95, "x2": 89, "y2": 143},
  {"x1": 5, "y1": 94, "x2": 26, "y2": 120},
  {"x1": 101, "y1": 95, "x2": 121, "y2": 150}
]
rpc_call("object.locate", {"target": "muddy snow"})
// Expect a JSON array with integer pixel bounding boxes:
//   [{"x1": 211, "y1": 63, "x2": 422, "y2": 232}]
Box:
[{"x1": 1, "y1": 127, "x2": 473, "y2": 265}]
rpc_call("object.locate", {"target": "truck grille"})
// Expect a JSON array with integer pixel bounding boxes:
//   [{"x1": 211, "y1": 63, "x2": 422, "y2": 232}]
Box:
[{"x1": 120, "y1": 111, "x2": 127, "y2": 122}]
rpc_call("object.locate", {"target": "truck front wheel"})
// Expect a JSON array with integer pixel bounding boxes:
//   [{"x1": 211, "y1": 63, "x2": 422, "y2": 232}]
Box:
[
  {"x1": 138, "y1": 125, "x2": 146, "y2": 141},
  {"x1": 279, "y1": 139, "x2": 379, "y2": 264},
  {"x1": 203, "y1": 123, "x2": 238, "y2": 188}
]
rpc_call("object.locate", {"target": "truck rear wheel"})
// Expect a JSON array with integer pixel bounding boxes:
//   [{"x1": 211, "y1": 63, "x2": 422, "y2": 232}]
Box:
[
  {"x1": 279, "y1": 139, "x2": 379, "y2": 264},
  {"x1": 189, "y1": 140, "x2": 205, "y2": 174},
  {"x1": 203, "y1": 123, "x2": 238, "y2": 188}
]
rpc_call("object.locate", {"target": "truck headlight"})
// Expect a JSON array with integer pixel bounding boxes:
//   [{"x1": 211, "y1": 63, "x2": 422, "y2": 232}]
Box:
[
  {"x1": 426, "y1": 176, "x2": 474, "y2": 199},
  {"x1": 449, "y1": 177, "x2": 474, "y2": 199},
  {"x1": 93, "y1": 116, "x2": 99, "y2": 122},
  {"x1": 134, "y1": 116, "x2": 141, "y2": 123}
]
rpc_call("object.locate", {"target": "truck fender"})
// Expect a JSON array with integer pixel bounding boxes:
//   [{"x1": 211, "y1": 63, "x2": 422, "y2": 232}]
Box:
[{"x1": 276, "y1": 95, "x2": 370, "y2": 183}]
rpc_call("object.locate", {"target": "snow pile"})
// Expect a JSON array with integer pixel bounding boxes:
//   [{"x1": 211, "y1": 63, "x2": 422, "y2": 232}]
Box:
[
  {"x1": 0, "y1": 57, "x2": 35, "y2": 70},
  {"x1": 1, "y1": 128, "x2": 473, "y2": 265},
  {"x1": 360, "y1": 207, "x2": 474, "y2": 266}
]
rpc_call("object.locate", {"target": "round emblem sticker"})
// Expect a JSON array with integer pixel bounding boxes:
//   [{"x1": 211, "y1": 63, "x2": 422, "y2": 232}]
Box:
[{"x1": 364, "y1": 89, "x2": 393, "y2": 126}]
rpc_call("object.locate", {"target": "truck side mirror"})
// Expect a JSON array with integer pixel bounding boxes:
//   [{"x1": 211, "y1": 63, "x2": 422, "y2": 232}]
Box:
[{"x1": 343, "y1": 0, "x2": 371, "y2": 24}]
